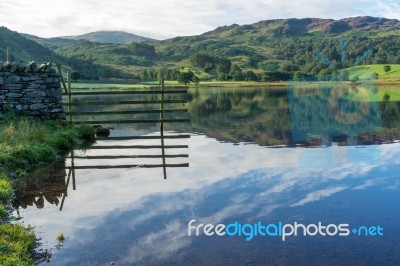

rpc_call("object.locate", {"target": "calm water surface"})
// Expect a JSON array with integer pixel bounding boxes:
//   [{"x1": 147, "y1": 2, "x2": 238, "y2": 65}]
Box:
[{"x1": 13, "y1": 85, "x2": 400, "y2": 265}]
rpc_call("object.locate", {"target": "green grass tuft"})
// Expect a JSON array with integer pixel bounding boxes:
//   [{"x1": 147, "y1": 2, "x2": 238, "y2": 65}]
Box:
[
  {"x1": 0, "y1": 224, "x2": 36, "y2": 265},
  {"x1": 76, "y1": 124, "x2": 96, "y2": 142},
  {"x1": 0, "y1": 116, "x2": 93, "y2": 173},
  {"x1": 0, "y1": 177, "x2": 12, "y2": 202},
  {"x1": 57, "y1": 233, "x2": 65, "y2": 242}
]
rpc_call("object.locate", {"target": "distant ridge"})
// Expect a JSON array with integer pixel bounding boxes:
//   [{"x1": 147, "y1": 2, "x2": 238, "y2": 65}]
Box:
[
  {"x1": 60, "y1": 31, "x2": 157, "y2": 44},
  {"x1": 201, "y1": 16, "x2": 400, "y2": 37}
]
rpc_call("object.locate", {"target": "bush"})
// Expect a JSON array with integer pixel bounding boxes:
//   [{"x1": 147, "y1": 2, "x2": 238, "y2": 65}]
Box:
[
  {"x1": 76, "y1": 124, "x2": 96, "y2": 142},
  {"x1": 50, "y1": 130, "x2": 79, "y2": 151},
  {"x1": 0, "y1": 204, "x2": 8, "y2": 219}
]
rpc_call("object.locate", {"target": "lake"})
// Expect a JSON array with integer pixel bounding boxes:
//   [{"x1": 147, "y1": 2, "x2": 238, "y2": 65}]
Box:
[{"x1": 13, "y1": 83, "x2": 400, "y2": 265}]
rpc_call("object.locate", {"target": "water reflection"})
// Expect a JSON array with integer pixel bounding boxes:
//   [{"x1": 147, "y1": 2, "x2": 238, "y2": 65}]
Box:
[
  {"x1": 12, "y1": 85, "x2": 400, "y2": 265},
  {"x1": 12, "y1": 162, "x2": 70, "y2": 212},
  {"x1": 12, "y1": 128, "x2": 190, "y2": 214},
  {"x1": 67, "y1": 85, "x2": 400, "y2": 148},
  {"x1": 172, "y1": 85, "x2": 400, "y2": 147},
  {"x1": 67, "y1": 130, "x2": 189, "y2": 179},
  {"x1": 15, "y1": 136, "x2": 400, "y2": 265}
]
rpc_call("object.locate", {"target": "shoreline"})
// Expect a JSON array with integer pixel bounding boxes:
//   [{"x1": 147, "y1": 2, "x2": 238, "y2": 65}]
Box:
[
  {"x1": 0, "y1": 116, "x2": 95, "y2": 265},
  {"x1": 70, "y1": 79, "x2": 400, "y2": 89}
]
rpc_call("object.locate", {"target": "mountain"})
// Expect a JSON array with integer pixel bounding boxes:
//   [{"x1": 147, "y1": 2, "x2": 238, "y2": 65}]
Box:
[
  {"x1": 21, "y1": 33, "x2": 78, "y2": 50},
  {"x1": 0, "y1": 27, "x2": 53, "y2": 62},
  {"x1": 60, "y1": 31, "x2": 157, "y2": 44},
  {"x1": 50, "y1": 16, "x2": 400, "y2": 80},
  {"x1": 10, "y1": 16, "x2": 400, "y2": 81}
]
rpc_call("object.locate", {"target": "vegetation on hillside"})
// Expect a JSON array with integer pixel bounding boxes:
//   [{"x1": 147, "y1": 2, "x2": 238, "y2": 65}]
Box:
[
  {"x1": 0, "y1": 27, "x2": 53, "y2": 62},
  {"x1": 50, "y1": 17, "x2": 400, "y2": 81},
  {"x1": 3, "y1": 17, "x2": 400, "y2": 81}
]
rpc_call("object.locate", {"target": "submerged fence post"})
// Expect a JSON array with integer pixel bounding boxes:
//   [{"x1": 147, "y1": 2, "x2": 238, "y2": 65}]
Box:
[
  {"x1": 160, "y1": 78, "x2": 167, "y2": 179},
  {"x1": 59, "y1": 169, "x2": 72, "y2": 211},
  {"x1": 71, "y1": 150, "x2": 76, "y2": 190}
]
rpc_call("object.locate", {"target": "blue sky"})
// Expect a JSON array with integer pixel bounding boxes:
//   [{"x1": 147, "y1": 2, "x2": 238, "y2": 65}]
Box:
[{"x1": 1, "y1": 0, "x2": 399, "y2": 39}]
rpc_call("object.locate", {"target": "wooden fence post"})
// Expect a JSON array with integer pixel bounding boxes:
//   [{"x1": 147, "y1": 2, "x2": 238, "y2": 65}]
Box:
[{"x1": 67, "y1": 69, "x2": 72, "y2": 125}]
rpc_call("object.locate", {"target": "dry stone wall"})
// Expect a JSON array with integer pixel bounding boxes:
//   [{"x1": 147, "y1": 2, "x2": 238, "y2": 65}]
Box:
[{"x1": 0, "y1": 61, "x2": 65, "y2": 120}]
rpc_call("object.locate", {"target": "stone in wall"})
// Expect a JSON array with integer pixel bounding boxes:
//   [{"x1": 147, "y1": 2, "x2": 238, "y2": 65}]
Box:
[{"x1": 0, "y1": 61, "x2": 65, "y2": 120}]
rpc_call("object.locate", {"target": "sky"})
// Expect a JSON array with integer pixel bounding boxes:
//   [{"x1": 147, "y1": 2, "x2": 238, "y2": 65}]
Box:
[{"x1": 1, "y1": 0, "x2": 400, "y2": 39}]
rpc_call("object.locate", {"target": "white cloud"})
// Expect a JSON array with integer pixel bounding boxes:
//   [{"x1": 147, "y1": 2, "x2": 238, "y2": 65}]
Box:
[
  {"x1": 0, "y1": 0, "x2": 399, "y2": 39},
  {"x1": 290, "y1": 186, "x2": 348, "y2": 207}
]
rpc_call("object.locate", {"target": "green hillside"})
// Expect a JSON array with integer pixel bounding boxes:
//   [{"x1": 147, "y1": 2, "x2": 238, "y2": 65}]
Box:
[
  {"x1": 1, "y1": 28, "x2": 131, "y2": 80},
  {"x1": 345, "y1": 64, "x2": 400, "y2": 79},
  {"x1": 21, "y1": 33, "x2": 78, "y2": 50},
  {"x1": 7, "y1": 16, "x2": 400, "y2": 81},
  {"x1": 50, "y1": 17, "x2": 400, "y2": 80},
  {"x1": 0, "y1": 27, "x2": 53, "y2": 62}
]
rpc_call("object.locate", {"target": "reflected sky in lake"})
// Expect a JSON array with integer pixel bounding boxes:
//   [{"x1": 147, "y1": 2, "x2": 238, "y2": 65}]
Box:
[
  {"x1": 14, "y1": 132, "x2": 400, "y2": 265},
  {"x1": 13, "y1": 86, "x2": 400, "y2": 265}
]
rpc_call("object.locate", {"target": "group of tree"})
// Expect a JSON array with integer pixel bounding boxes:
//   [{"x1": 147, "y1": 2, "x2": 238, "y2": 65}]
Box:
[
  {"x1": 138, "y1": 68, "x2": 180, "y2": 81},
  {"x1": 177, "y1": 67, "x2": 200, "y2": 85},
  {"x1": 65, "y1": 55, "x2": 133, "y2": 80},
  {"x1": 270, "y1": 35, "x2": 400, "y2": 76},
  {"x1": 136, "y1": 67, "x2": 200, "y2": 85},
  {"x1": 190, "y1": 53, "x2": 231, "y2": 76},
  {"x1": 128, "y1": 42, "x2": 155, "y2": 57}
]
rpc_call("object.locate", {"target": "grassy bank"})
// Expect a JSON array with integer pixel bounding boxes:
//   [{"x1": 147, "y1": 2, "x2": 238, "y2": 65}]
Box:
[{"x1": 0, "y1": 114, "x2": 94, "y2": 265}]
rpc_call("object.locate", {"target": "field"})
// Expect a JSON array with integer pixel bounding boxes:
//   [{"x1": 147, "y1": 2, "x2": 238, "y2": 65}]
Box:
[
  {"x1": 70, "y1": 79, "x2": 400, "y2": 102},
  {"x1": 345, "y1": 64, "x2": 400, "y2": 80},
  {"x1": 70, "y1": 80, "x2": 287, "y2": 90}
]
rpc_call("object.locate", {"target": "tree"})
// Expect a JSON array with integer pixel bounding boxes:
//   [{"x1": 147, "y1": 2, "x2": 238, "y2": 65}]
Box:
[
  {"x1": 71, "y1": 71, "x2": 81, "y2": 81},
  {"x1": 217, "y1": 72, "x2": 228, "y2": 81},
  {"x1": 178, "y1": 68, "x2": 199, "y2": 85},
  {"x1": 216, "y1": 59, "x2": 231, "y2": 75},
  {"x1": 192, "y1": 75, "x2": 200, "y2": 85},
  {"x1": 230, "y1": 64, "x2": 244, "y2": 81},
  {"x1": 157, "y1": 67, "x2": 167, "y2": 82},
  {"x1": 140, "y1": 69, "x2": 149, "y2": 81},
  {"x1": 383, "y1": 93, "x2": 390, "y2": 102},
  {"x1": 384, "y1": 65, "x2": 391, "y2": 73},
  {"x1": 190, "y1": 53, "x2": 231, "y2": 75},
  {"x1": 245, "y1": 70, "x2": 258, "y2": 81},
  {"x1": 129, "y1": 42, "x2": 155, "y2": 57},
  {"x1": 350, "y1": 75, "x2": 359, "y2": 84}
]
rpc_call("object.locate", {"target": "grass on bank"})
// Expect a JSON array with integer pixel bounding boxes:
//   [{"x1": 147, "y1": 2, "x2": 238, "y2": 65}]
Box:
[
  {"x1": 0, "y1": 114, "x2": 95, "y2": 265},
  {"x1": 0, "y1": 224, "x2": 36, "y2": 266}
]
